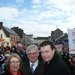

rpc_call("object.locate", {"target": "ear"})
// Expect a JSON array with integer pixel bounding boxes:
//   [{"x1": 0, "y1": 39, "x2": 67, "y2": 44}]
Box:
[
  {"x1": 53, "y1": 49, "x2": 55, "y2": 51},
  {"x1": 53, "y1": 49, "x2": 55, "y2": 54}
]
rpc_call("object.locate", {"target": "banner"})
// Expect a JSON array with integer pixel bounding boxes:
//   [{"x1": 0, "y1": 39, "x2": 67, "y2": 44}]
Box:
[{"x1": 68, "y1": 29, "x2": 75, "y2": 54}]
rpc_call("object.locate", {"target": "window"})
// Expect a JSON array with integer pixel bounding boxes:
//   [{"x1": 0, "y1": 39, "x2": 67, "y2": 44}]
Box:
[{"x1": 0, "y1": 34, "x2": 2, "y2": 39}]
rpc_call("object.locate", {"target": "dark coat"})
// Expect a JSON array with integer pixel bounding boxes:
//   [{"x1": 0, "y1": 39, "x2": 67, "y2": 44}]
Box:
[
  {"x1": 21, "y1": 60, "x2": 44, "y2": 75},
  {"x1": 43, "y1": 51, "x2": 71, "y2": 75}
]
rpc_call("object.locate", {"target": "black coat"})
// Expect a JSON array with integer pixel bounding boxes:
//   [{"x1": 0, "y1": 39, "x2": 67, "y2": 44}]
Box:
[
  {"x1": 21, "y1": 60, "x2": 44, "y2": 75},
  {"x1": 43, "y1": 51, "x2": 71, "y2": 75}
]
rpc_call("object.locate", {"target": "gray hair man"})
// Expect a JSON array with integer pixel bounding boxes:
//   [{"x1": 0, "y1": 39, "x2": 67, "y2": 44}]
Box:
[{"x1": 21, "y1": 44, "x2": 44, "y2": 75}]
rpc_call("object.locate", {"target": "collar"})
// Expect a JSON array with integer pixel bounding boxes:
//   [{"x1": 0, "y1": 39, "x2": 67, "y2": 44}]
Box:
[{"x1": 30, "y1": 60, "x2": 38, "y2": 70}]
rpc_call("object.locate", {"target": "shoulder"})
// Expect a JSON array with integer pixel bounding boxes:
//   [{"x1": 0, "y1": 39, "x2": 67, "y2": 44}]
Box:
[{"x1": 20, "y1": 71, "x2": 24, "y2": 75}]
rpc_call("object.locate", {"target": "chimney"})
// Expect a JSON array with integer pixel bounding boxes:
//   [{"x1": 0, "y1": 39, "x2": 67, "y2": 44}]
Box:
[{"x1": 0, "y1": 22, "x2": 3, "y2": 30}]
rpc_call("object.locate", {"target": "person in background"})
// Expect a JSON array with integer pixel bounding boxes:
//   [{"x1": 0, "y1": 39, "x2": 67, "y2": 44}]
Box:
[
  {"x1": 70, "y1": 56, "x2": 75, "y2": 75},
  {"x1": 0, "y1": 53, "x2": 5, "y2": 75},
  {"x1": 1, "y1": 51, "x2": 10, "y2": 73},
  {"x1": 0, "y1": 43, "x2": 6, "y2": 54},
  {"x1": 21, "y1": 44, "x2": 44, "y2": 75},
  {"x1": 40, "y1": 41, "x2": 71, "y2": 75},
  {"x1": 10, "y1": 46, "x2": 16, "y2": 53},
  {"x1": 1, "y1": 53, "x2": 24, "y2": 75},
  {"x1": 16, "y1": 43, "x2": 26, "y2": 62}
]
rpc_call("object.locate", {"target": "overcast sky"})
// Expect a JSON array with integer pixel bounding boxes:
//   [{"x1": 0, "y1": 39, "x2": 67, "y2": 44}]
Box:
[{"x1": 0, "y1": 0, "x2": 75, "y2": 37}]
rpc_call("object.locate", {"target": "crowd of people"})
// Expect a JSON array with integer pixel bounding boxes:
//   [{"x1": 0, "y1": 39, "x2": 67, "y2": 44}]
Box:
[{"x1": 0, "y1": 41, "x2": 75, "y2": 75}]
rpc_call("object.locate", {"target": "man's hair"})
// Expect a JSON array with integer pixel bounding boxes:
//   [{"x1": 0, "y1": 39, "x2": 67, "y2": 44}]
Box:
[
  {"x1": 40, "y1": 41, "x2": 56, "y2": 50},
  {"x1": 26, "y1": 44, "x2": 39, "y2": 54}
]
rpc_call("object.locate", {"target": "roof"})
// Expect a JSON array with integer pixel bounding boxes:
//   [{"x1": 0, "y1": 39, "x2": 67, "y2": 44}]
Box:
[
  {"x1": 55, "y1": 33, "x2": 68, "y2": 41},
  {"x1": 34, "y1": 37, "x2": 49, "y2": 40},
  {"x1": 3, "y1": 26, "x2": 18, "y2": 35},
  {"x1": 54, "y1": 28, "x2": 63, "y2": 32}
]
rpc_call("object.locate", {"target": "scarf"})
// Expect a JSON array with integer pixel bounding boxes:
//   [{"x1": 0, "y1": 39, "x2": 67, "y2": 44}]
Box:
[{"x1": 9, "y1": 70, "x2": 21, "y2": 75}]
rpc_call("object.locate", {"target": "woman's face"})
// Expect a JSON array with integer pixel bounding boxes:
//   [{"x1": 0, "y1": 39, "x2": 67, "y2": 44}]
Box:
[{"x1": 9, "y1": 57, "x2": 20, "y2": 72}]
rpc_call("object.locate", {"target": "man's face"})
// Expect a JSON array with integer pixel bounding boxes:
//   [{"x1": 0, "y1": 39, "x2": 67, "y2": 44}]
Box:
[
  {"x1": 40, "y1": 45, "x2": 55, "y2": 62},
  {"x1": 27, "y1": 49, "x2": 39, "y2": 63}
]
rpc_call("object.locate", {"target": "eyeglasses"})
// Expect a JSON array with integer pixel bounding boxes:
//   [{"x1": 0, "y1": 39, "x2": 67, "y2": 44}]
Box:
[{"x1": 10, "y1": 61, "x2": 20, "y2": 65}]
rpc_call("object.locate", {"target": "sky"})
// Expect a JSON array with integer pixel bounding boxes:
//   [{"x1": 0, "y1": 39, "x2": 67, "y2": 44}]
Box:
[{"x1": 0, "y1": 0, "x2": 75, "y2": 37}]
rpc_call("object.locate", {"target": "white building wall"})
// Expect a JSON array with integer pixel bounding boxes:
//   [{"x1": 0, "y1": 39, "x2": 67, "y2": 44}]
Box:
[{"x1": 0, "y1": 29, "x2": 10, "y2": 46}]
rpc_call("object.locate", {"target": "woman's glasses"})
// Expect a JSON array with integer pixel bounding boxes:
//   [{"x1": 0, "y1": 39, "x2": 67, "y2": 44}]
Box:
[{"x1": 10, "y1": 61, "x2": 20, "y2": 65}]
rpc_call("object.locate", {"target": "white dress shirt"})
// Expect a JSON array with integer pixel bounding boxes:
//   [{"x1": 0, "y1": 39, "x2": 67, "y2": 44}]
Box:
[{"x1": 30, "y1": 60, "x2": 38, "y2": 71}]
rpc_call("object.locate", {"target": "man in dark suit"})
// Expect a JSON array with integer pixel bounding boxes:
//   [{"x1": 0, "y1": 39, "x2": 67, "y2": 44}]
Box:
[
  {"x1": 40, "y1": 41, "x2": 71, "y2": 75},
  {"x1": 21, "y1": 44, "x2": 44, "y2": 75}
]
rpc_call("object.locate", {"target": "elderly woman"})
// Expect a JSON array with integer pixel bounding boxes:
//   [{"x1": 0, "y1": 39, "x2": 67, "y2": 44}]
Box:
[{"x1": 1, "y1": 53, "x2": 24, "y2": 75}]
